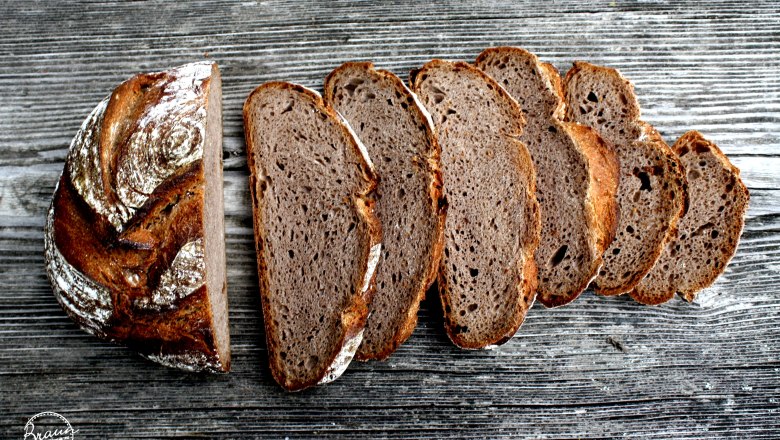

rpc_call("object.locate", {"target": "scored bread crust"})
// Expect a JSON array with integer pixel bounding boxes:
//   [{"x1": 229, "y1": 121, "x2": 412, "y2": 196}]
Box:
[
  {"x1": 563, "y1": 61, "x2": 688, "y2": 297},
  {"x1": 410, "y1": 59, "x2": 541, "y2": 349},
  {"x1": 476, "y1": 47, "x2": 620, "y2": 308},
  {"x1": 324, "y1": 62, "x2": 447, "y2": 361},
  {"x1": 630, "y1": 131, "x2": 749, "y2": 305},
  {"x1": 243, "y1": 82, "x2": 382, "y2": 391},
  {"x1": 43, "y1": 62, "x2": 230, "y2": 372}
]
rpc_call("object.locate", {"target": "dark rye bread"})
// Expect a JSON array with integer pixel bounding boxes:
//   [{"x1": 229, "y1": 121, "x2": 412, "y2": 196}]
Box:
[
  {"x1": 631, "y1": 131, "x2": 749, "y2": 305},
  {"x1": 476, "y1": 47, "x2": 620, "y2": 307},
  {"x1": 410, "y1": 60, "x2": 540, "y2": 349},
  {"x1": 243, "y1": 82, "x2": 382, "y2": 390},
  {"x1": 43, "y1": 62, "x2": 230, "y2": 372},
  {"x1": 324, "y1": 62, "x2": 446, "y2": 360},
  {"x1": 564, "y1": 61, "x2": 688, "y2": 296}
]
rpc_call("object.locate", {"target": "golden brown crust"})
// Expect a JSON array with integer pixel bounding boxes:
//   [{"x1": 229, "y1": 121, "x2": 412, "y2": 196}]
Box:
[
  {"x1": 565, "y1": 123, "x2": 621, "y2": 257},
  {"x1": 324, "y1": 62, "x2": 447, "y2": 361},
  {"x1": 46, "y1": 63, "x2": 227, "y2": 372},
  {"x1": 243, "y1": 82, "x2": 381, "y2": 390},
  {"x1": 410, "y1": 59, "x2": 540, "y2": 349}
]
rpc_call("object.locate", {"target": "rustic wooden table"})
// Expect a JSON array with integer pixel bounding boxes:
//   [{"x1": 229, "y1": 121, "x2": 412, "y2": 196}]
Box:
[{"x1": 2, "y1": 1, "x2": 779, "y2": 438}]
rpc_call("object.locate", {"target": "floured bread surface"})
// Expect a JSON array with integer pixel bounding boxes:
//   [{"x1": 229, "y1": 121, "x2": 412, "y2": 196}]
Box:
[
  {"x1": 410, "y1": 60, "x2": 540, "y2": 349},
  {"x1": 477, "y1": 47, "x2": 619, "y2": 308},
  {"x1": 631, "y1": 131, "x2": 749, "y2": 305},
  {"x1": 324, "y1": 62, "x2": 445, "y2": 360},
  {"x1": 564, "y1": 61, "x2": 687, "y2": 296},
  {"x1": 44, "y1": 62, "x2": 230, "y2": 372},
  {"x1": 243, "y1": 82, "x2": 381, "y2": 390}
]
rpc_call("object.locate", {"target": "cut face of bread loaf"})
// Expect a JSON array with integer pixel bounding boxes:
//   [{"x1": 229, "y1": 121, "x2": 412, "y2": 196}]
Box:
[
  {"x1": 631, "y1": 131, "x2": 749, "y2": 305},
  {"x1": 44, "y1": 62, "x2": 230, "y2": 372},
  {"x1": 477, "y1": 47, "x2": 620, "y2": 308},
  {"x1": 410, "y1": 60, "x2": 540, "y2": 349},
  {"x1": 564, "y1": 61, "x2": 688, "y2": 296},
  {"x1": 324, "y1": 62, "x2": 446, "y2": 360},
  {"x1": 243, "y1": 82, "x2": 381, "y2": 390}
]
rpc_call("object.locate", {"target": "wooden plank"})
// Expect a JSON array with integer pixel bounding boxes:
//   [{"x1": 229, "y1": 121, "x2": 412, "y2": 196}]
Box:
[{"x1": 1, "y1": 0, "x2": 779, "y2": 438}]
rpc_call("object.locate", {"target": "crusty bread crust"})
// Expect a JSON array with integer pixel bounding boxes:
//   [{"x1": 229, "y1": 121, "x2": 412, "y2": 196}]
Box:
[
  {"x1": 410, "y1": 59, "x2": 540, "y2": 349},
  {"x1": 44, "y1": 62, "x2": 229, "y2": 372},
  {"x1": 243, "y1": 82, "x2": 382, "y2": 391},
  {"x1": 324, "y1": 62, "x2": 447, "y2": 361},
  {"x1": 476, "y1": 47, "x2": 620, "y2": 308},
  {"x1": 630, "y1": 131, "x2": 749, "y2": 305},
  {"x1": 564, "y1": 61, "x2": 688, "y2": 297}
]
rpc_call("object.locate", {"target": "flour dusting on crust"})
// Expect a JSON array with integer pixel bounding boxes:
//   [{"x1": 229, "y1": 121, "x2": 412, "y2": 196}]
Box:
[{"x1": 44, "y1": 199, "x2": 113, "y2": 336}]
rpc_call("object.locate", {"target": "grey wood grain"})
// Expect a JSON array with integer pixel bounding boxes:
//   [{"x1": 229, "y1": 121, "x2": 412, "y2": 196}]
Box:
[{"x1": 1, "y1": 0, "x2": 779, "y2": 438}]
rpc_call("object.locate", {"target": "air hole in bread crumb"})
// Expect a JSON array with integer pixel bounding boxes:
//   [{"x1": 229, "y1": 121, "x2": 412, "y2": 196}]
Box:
[
  {"x1": 344, "y1": 78, "x2": 364, "y2": 96},
  {"x1": 467, "y1": 304, "x2": 478, "y2": 312},
  {"x1": 587, "y1": 92, "x2": 599, "y2": 103},
  {"x1": 550, "y1": 245, "x2": 568, "y2": 267},
  {"x1": 469, "y1": 268, "x2": 479, "y2": 277},
  {"x1": 453, "y1": 325, "x2": 469, "y2": 334},
  {"x1": 636, "y1": 171, "x2": 652, "y2": 191}
]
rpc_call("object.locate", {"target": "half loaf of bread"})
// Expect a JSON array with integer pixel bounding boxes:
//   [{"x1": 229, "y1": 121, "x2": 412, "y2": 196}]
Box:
[
  {"x1": 324, "y1": 62, "x2": 446, "y2": 360},
  {"x1": 410, "y1": 60, "x2": 540, "y2": 349},
  {"x1": 44, "y1": 62, "x2": 230, "y2": 372},
  {"x1": 563, "y1": 61, "x2": 688, "y2": 296},
  {"x1": 243, "y1": 82, "x2": 381, "y2": 390},
  {"x1": 476, "y1": 47, "x2": 620, "y2": 307},
  {"x1": 630, "y1": 131, "x2": 749, "y2": 305}
]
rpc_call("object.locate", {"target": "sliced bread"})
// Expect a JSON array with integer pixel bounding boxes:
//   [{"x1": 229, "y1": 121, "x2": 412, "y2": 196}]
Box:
[
  {"x1": 410, "y1": 60, "x2": 540, "y2": 349},
  {"x1": 44, "y1": 62, "x2": 230, "y2": 372},
  {"x1": 243, "y1": 82, "x2": 382, "y2": 390},
  {"x1": 563, "y1": 61, "x2": 688, "y2": 296},
  {"x1": 324, "y1": 62, "x2": 446, "y2": 360},
  {"x1": 476, "y1": 47, "x2": 620, "y2": 307},
  {"x1": 630, "y1": 131, "x2": 749, "y2": 305}
]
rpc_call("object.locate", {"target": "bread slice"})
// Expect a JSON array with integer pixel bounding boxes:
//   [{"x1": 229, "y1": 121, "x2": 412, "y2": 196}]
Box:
[
  {"x1": 410, "y1": 60, "x2": 540, "y2": 349},
  {"x1": 630, "y1": 131, "x2": 749, "y2": 305},
  {"x1": 476, "y1": 47, "x2": 620, "y2": 307},
  {"x1": 563, "y1": 61, "x2": 688, "y2": 296},
  {"x1": 243, "y1": 82, "x2": 382, "y2": 390},
  {"x1": 323, "y1": 62, "x2": 446, "y2": 360},
  {"x1": 43, "y1": 62, "x2": 230, "y2": 372}
]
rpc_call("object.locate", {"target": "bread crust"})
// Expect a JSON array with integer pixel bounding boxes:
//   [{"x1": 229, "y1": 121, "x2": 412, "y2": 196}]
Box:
[
  {"x1": 410, "y1": 59, "x2": 540, "y2": 349},
  {"x1": 630, "y1": 131, "x2": 749, "y2": 305},
  {"x1": 44, "y1": 62, "x2": 229, "y2": 372},
  {"x1": 564, "y1": 61, "x2": 688, "y2": 297},
  {"x1": 477, "y1": 47, "x2": 620, "y2": 308},
  {"x1": 243, "y1": 82, "x2": 381, "y2": 390},
  {"x1": 324, "y1": 62, "x2": 447, "y2": 361}
]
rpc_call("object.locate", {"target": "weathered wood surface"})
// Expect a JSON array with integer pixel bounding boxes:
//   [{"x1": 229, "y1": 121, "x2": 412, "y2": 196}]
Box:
[{"x1": 1, "y1": 0, "x2": 779, "y2": 438}]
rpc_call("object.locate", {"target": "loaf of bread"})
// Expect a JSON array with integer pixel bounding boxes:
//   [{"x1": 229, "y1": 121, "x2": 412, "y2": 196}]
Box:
[
  {"x1": 243, "y1": 82, "x2": 382, "y2": 390},
  {"x1": 563, "y1": 61, "x2": 688, "y2": 296},
  {"x1": 410, "y1": 60, "x2": 540, "y2": 349},
  {"x1": 630, "y1": 131, "x2": 749, "y2": 304},
  {"x1": 476, "y1": 47, "x2": 620, "y2": 308},
  {"x1": 324, "y1": 62, "x2": 446, "y2": 360},
  {"x1": 43, "y1": 62, "x2": 230, "y2": 372}
]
